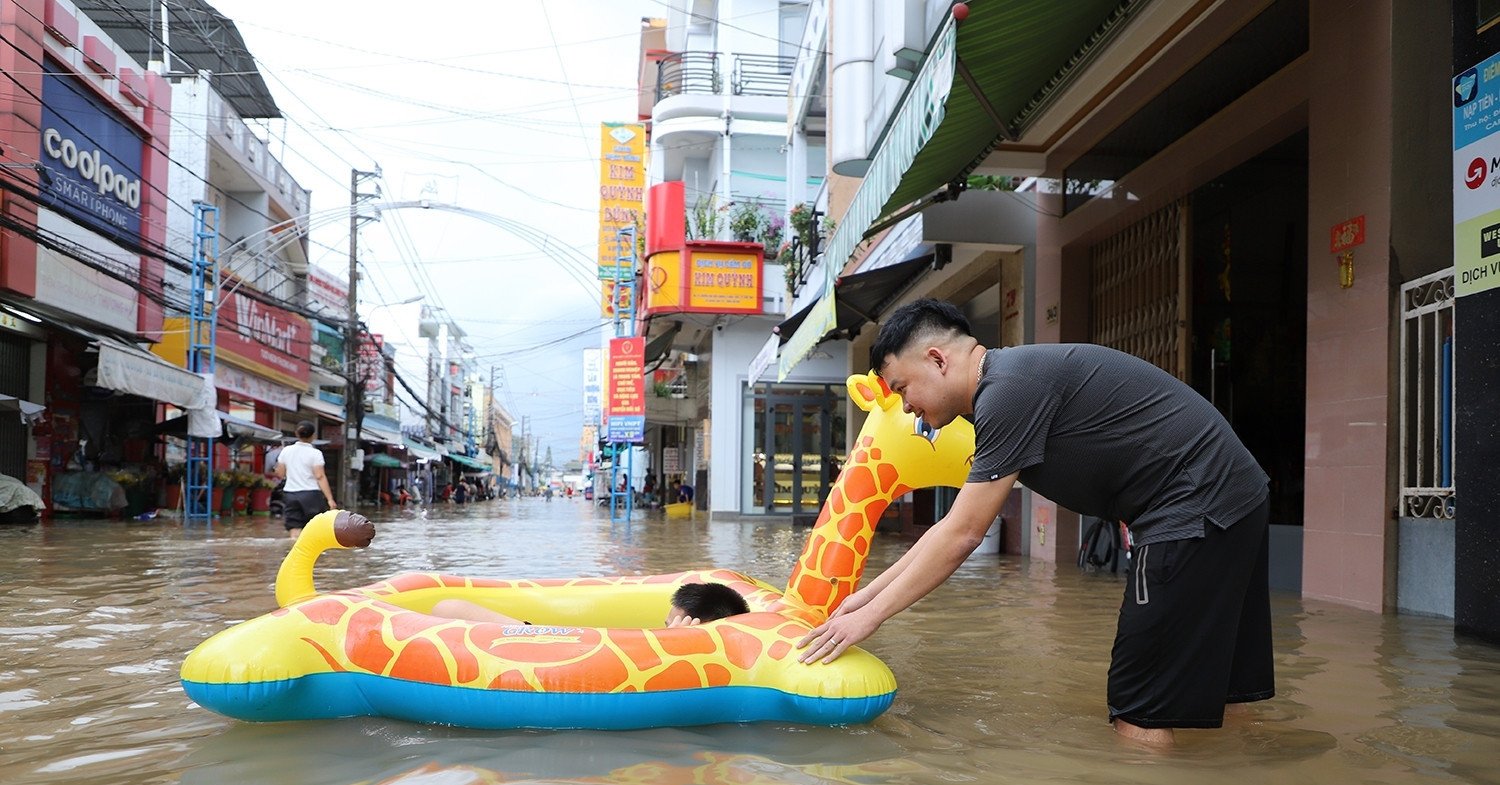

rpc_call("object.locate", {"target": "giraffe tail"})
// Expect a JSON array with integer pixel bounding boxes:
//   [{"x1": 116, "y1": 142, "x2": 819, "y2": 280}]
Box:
[{"x1": 274, "y1": 510, "x2": 376, "y2": 607}]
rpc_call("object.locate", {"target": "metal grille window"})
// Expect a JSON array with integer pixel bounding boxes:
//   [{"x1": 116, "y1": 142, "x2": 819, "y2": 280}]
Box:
[
  {"x1": 1089, "y1": 198, "x2": 1190, "y2": 379},
  {"x1": 1399, "y1": 269, "x2": 1455, "y2": 519}
]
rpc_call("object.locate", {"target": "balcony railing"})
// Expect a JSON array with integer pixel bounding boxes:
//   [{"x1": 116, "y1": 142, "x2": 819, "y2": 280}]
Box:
[{"x1": 656, "y1": 51, "x2": 796, "y2": 103}]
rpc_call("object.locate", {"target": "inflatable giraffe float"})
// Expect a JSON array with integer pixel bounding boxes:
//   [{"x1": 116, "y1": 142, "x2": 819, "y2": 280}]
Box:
[
  {"x1": 180, "y1": 372, "x2": 975, "y2": 729},
  {"x1": 777, "y1": 370, "x2": 976, "y2": 619}
]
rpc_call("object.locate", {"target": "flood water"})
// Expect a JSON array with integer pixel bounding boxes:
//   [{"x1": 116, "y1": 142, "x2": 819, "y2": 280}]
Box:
[{"x1": 2, "y1": 499, "x2": 1498, "y2": 785}]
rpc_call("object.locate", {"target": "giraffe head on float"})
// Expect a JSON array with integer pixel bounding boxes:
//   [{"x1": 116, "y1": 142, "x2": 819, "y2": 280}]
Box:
[{"x1": 780, "y1": 370, "x2": 976, "y2": 620}]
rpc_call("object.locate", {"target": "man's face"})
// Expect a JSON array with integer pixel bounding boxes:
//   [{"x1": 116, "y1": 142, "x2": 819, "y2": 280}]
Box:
[{"x1": 879, "y1": 346, "x2": 962, "y2": 428}]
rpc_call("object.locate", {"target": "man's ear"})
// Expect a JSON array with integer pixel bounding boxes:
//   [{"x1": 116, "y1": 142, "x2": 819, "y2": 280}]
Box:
[{"x1": 927, "y1": 346, "x2": 948, "y2": 372}]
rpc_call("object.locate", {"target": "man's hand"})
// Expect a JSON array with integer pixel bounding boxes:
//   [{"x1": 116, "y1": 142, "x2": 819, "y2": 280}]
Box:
[
  {"x1": 325, "y1": 496, "x2": 337, "y2": 509},
  {"x1": 666, "y1": 615, "x2": 701, "y2": 628},
  {"x1": 795, "y1": 606, "x2": 883, "y2": 664}
]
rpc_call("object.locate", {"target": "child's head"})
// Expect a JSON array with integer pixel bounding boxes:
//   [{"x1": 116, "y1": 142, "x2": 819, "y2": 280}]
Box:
[{"x1": 666, "y1": 582, "x2": 751, "y2": 625}]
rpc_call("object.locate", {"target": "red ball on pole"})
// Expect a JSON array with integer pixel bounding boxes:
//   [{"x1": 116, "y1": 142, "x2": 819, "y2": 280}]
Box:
[{"x1": 953, "y1": 3, "x2": 969, "y2": 22}]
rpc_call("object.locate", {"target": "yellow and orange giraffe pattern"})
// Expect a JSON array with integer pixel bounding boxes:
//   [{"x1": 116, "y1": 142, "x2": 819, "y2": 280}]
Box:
[{"x1": 180, "y1": 372, "x2": 976, "y2": 728}]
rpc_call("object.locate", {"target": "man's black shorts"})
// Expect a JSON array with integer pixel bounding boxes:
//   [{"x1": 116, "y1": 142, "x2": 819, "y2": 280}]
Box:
[
  {"x1": 1107, "y1": 497, "x2": 1274, "y2": 729},
  {"x1": 282, "y1": 490, "x2": 329, "y2": 531}
]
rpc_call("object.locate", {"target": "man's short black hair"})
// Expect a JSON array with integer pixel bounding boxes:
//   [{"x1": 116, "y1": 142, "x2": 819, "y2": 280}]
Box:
[
  {"x1": 296, "y1": 420, "x2": 316, "y2": 439},
  {"x1": 869, "y1": 298, "x2": 973, "y2": 373},
  {"x1": 671, "y1": 582, "x2": 750, "y2": 622}
]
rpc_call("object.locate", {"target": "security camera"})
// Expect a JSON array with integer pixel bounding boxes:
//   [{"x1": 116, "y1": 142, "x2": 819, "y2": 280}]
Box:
[{"x1": 715, "y1": 323, "x2": 724, "y2": 331}]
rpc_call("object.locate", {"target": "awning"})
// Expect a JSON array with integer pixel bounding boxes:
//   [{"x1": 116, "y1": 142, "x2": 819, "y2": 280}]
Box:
[
  {"x1": 784, "y1": 0, "x2": 1139, "y2": 378},
  {"x1": 446, "y1": 452, "x2": 491, "y2": 473},
  {"x1": 775, "y1": 251, "x2": 935, "y2": 348},
  {"x1": 91, "y1": 332, "x2": 217, "y2": 435},
  {"x1": 644, "y1": 320, "x2": 682, "y2": 364},
  {"x1": 366, "y1": 453, "x2": 405, "y2": 469},
  {"x1": 0, "y1": 394, "x2": 45, "y2": 425},
  {"x1": 297, "y1": 394, "x2": 345, "y2": 421},
  {"x1": 404, "y1": 438, "x2": 442, "y2": 462},
  {"x1": 155, "y1": 411, "x2": 282, "y2": 443},
  {"x1": 359, "y1": 424, "x2": 404, "y2": 447},
  {"x1": 866, "y1": 0, "x2": 1143, "y2": 236}
]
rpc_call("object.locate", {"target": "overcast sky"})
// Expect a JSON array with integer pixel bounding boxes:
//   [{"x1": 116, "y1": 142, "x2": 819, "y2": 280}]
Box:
[{"x1": 210, "y1": 0, "x2": 655, "y2": 463}]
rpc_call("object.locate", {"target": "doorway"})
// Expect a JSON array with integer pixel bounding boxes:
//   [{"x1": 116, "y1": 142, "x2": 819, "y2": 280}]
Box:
[{"x1": 747, "y1": 383, "x2": 846, "y2": 514}]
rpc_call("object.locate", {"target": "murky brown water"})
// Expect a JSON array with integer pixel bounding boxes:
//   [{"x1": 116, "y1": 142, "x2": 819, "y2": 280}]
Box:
[{"x1": 2, "y1": 500, "x2": 1497, "y2": 785}]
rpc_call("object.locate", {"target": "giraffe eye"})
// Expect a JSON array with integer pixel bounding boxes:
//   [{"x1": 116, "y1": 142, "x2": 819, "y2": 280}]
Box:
[{"x1": 914, "y1": 416, "x2": 940, "y2": 443}]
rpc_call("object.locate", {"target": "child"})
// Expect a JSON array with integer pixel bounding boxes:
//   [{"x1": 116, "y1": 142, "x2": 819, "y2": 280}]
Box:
[{"x1": 432, "y1": 582, "x2": 750, "y2": 628}]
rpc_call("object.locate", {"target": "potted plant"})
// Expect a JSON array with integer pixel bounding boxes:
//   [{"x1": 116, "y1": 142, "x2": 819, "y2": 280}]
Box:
[
  {"x1": 729, "y1": 198, "x2": 764, "y2": 243},
  {"x1": 250, "y1": 475, "x2": 275, "y2": 515},
  {"x1": 214, "y1": 470, "x2": 237, "y2": 514},
  {"x1": 231, "y1": 470, "x2": 254, "y2": 515}
]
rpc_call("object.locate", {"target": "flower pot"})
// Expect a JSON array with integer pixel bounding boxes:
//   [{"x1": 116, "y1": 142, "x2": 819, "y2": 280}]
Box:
[
  {"x1": 232, "y1": 487, "x2": 251, "y2": 515},
  {"x1": 165, "y1": 483, "x2": 182, "y2": 510},
  {"x1": 250, "y1": 487, "x2": 272, "y2": 515}
]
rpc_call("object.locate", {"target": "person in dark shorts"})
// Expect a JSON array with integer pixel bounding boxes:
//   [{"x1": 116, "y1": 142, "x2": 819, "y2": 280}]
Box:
[
  {"x1": 795, "y1": 298, "x2": 1273, "y2": 746},
  {"x1": 275, "y1": 421, "x2": 337, "y2": 539}
]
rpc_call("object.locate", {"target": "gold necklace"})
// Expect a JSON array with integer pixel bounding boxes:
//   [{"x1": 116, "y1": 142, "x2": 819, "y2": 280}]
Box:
[{"x1": 976, "y1": 349, "x2": 986, "y2": 386}]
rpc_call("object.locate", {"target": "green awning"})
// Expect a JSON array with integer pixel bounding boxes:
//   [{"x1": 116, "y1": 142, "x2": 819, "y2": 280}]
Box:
[
  {"x1": 875, "y1": 0, "x2": 1141, "y2": 222},
  {"x1": 446, "y1": 452, "x2": 491, "y2": 473},
  {"x1": 403, "y1": 438, "x2": 441, "y2": 462},
  {"x1": 366, "y1": 453, "x2": 405, "y2": 469}
]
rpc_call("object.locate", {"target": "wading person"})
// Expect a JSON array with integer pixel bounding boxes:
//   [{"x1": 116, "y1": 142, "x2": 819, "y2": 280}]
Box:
[
  {"x1": 276, "y1": 421, "x2": 337, "y2": 539},
  {"x1": 796, "y1": 298, "x2": 1273, "y2": 745}
]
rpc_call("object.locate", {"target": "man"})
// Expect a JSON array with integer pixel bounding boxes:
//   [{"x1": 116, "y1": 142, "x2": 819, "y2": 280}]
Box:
[
  {"x1": 275, "y1": 421, "x2": 337, "y2": 539},
  {"x1": 797, "y1": 298, "x2": 1272, "y2": 745},
  {"x1": 432, "y1": 582, "x2": 750, "y2": 628}
]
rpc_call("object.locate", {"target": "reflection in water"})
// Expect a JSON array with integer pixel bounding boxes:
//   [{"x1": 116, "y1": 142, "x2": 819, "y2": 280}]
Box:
[{"x1": 2, "y1": 499, "x2": 1498, "y2": 785}]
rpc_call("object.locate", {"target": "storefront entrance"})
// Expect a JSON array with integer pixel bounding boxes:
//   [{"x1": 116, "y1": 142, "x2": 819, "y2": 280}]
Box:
[{"x1": 746, "y1": 383, "x2": 846, "y2": 514}]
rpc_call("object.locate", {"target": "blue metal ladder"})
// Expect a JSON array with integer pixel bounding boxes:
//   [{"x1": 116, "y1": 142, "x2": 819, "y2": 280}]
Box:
[
  {"x1": 184, "y1": 202, "x2": 219, "y2": 524},
  {"x1": 607, "y1": 224, "x2": 637, "y2": 523}
]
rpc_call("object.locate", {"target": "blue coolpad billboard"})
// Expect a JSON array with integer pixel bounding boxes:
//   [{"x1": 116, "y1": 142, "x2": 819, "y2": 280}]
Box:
[{"x1": 39, "y1": 70, "x2": 145, "y2": 241}]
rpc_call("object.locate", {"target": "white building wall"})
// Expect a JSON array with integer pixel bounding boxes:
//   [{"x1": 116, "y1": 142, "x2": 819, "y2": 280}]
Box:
[
  {"x1": 709, "y1": 318, "x2": 849, "y2": 514},
  {"x1": 165, "y1": 81, "x2": 211, "y2": 296}
]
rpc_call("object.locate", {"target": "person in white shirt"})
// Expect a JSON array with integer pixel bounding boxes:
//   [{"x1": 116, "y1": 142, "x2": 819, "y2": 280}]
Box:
[{"x1": 275, "y1": 421, "x2": 336, "y2": 539}]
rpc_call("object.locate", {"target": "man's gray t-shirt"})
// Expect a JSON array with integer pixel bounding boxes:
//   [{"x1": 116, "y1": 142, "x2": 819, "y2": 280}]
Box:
[{"x1": 968, "y1": 344, "x2": 1268, "y2": 546}]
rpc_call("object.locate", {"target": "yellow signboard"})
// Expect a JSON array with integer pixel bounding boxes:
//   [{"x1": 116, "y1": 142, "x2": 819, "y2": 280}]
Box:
[
  {"x1": 598, "y1": 123, "x2": 646, "y2": 278},
  {"x1": 687, "y1": 246, "x2": 762, "y2": 313},
  {"x1": 644, "y1": 251, "x2": 682, "y2": 312}
]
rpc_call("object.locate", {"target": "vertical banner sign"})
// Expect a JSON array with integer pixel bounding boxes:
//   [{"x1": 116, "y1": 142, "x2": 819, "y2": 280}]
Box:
[
  {"x1": 606, "y1": 337, "x2": 645, "y2": 443},
  {"x1": 582, "y1": 348, "x2": 603, "y2": 426},
  {"x1": 598, "y1": 123, "x2": 646, "y2": 278},
  {"x1": 1455, "y1": 53, "x2": 1500, "y2": 296}
]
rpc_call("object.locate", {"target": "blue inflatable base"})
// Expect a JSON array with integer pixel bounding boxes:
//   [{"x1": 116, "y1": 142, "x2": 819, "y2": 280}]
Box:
[{"x1": 182, "y1": 674, "x2": 895, "y2": 729}]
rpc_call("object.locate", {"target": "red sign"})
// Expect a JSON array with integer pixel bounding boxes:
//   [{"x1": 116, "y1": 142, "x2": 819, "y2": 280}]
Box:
[
  {"x1": 358, "y1": 333, "x2": 386, "y2": 393},
  {"x1": 218, "y1": 287, "x2": 311, "y2": 388},
  {"x1": 606, "y1": 337, "x2": 645, "y2": 418},
  {"x1": 1330, "y1": 215, "x2": 1366, "y2": 254}
]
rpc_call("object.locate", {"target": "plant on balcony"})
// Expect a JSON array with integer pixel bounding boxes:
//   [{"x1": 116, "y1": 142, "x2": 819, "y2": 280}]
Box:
[
  {"x1": 759, "y1": 214, "x2": 785, "y2": 251},
  {"x1": 789, "y1": 202, "x2": 815, "y2": 249},
  {"x1": 687, "y1": 194, "x2": 724, "y2": 240},
  {"x1": 729, "y1": 198, "x2": 765, "y2": 243}
]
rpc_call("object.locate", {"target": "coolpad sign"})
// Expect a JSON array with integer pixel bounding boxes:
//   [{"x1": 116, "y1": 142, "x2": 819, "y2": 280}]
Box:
[{"x1": 39, "y1": 72, "x2": 145, "y2": 239}]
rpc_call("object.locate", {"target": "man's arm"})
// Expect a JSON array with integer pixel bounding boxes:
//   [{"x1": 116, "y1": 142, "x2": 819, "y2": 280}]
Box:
[
  {"x1": 798, "y1": 473, "x2": 1017, "y2": 663},
  {"x1": 312, "y1": 463, "x2": 336, "y2": 508},
  {"x1": 274, "y1": 460, "x2": 287, "y2": 480}
]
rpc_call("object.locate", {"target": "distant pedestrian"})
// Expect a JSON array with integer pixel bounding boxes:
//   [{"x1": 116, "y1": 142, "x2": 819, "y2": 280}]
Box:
[{"x1": 275, "y1": 421, "x2": 336, "y2": 540}]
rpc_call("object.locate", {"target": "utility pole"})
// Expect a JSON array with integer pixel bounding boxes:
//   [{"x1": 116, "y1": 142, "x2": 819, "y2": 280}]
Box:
[{"x1": 344, "y1": 166, "x2": 380, "y2": 506}]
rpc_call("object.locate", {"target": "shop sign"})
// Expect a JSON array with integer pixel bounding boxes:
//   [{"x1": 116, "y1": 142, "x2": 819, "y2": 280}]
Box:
[
  {"x1": 216, "y1": 363, "x2": 299, "y2": 410},
  {"x1": 307, "y1": 266, "x2": 348, "y2": 318},
  {"x1": 642, "y1": 244, "x2": 763, "y2": 316},
  {"x1": 747, "y1": 334, "x2": 778, "y2": 387},
  {"x1": 217, "y1": 289, "x2": 311, "y2": 387},
  {"x1": 1455, "y1": 49, "x2": 1500, "y2": 297},
  {"x1": 582, "y1": 348, "x2": 602, "y2": 426},
  {"x1": 39, "y1": 71, "x2": 144, "y2": 241},
  {"x1": 358, "y1": 333, "x2": 386, "y2": 393},
  {"x1": 688, "y1": 245, "x2": 762, "y2": 313},
  {"x1": 34, "y1": 209, "x2": 139, "y2": 333},
  {"x1": 597, "y1": 123, "x2": 646, "y2": 278},
  {"x1": 606, "y1": 336, "x2": 645, "y2": 443}
]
